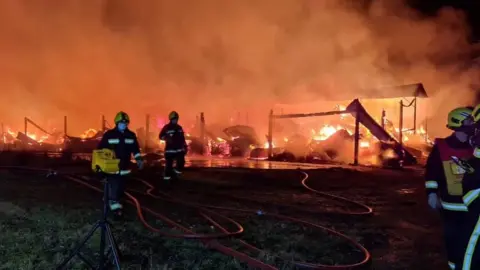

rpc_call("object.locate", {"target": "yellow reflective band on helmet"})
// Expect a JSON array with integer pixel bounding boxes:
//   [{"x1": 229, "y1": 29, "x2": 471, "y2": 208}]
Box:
[
  {"x1": 473, "y1": 104, "x2": 480, "y2": 123},
  {"x1": 448, "y1": 107, "x2": 473, "y2": 129}
]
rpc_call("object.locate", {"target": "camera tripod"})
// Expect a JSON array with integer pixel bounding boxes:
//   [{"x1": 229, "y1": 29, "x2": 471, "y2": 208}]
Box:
[{"x1": 56, "y1": 177, "x2": 121, "y2": 270}]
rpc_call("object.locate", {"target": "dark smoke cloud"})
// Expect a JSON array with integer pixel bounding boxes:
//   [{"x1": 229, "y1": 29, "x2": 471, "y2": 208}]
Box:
[{"x1": 0, "y1": 0, "x2": 477, "y2": 136}]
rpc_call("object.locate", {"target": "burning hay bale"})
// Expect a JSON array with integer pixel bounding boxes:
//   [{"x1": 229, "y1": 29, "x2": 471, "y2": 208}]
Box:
[
  {"x1": 284, "y1": 134, "x2": 310, "y2": 157},
  {"x1": 309, "y1": 129, "x2": 354, "y2": 161},
  {"x1": 223, "y1": 125, "x2": 261, "y2": 157},
  {"x1": 186, "y1": 135, "x2": 206, "y2": 155}
]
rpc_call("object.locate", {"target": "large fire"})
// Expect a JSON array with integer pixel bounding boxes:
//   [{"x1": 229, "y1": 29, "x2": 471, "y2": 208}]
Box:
[
  {"x1": 3, "y1": 127, "x2": 50, "y2": 144},
  {"x1": 80, "y1": 128, "x2": 98, "y2": 139},
  {"x1": 262, "y1": 123, "x2": 428, "y2": 151},
  {"x1": 255, "y1": 100, "x2": 432, "y2": 165},
  {"x1": 1, "y1": 100, "x2": 432, "y2": 166},
  {"x1": 312, "y1": 125, "x2": 344, "y2": 141}
]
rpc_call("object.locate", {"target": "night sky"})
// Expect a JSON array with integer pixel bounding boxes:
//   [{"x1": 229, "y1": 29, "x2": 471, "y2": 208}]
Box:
[
  {"x1": 408, "y1": 0, "x2": 480, "y2": 42},
  {"x1": 408, "y1": 0, "x2": 480, "y2": 100}
]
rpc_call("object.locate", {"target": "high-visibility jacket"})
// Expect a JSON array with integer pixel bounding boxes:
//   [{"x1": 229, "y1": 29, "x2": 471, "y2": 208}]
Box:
[
  {"x1": 463, "y1": 158, "x2": 480, "y2": 213},
  {"x1": 460, "y1": 156, "x2": 480, "y2": 270},
  {"x1": 159, "y1": 123, "x2": 187, "y2": 154},
  {"x1": 97, "y1": 128, "x2": 142, "y2": 174},
  {"x1": 425, "y1": 136, "x2": 473, "y2": 213}
]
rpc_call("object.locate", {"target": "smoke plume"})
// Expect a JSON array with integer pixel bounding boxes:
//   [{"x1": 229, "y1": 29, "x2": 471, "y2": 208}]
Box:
[{"x1": 0, "y1": 0, "x2": 477, "y2": 136}]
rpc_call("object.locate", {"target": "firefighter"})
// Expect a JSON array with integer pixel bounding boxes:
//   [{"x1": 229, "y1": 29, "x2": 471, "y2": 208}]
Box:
[
  {"x1": 425, "y1": 106, "x2": 475, "y2": 270},
  {"x1": 159, "y1": 111, "x2": 187, "y2": 181},
  {"x1": 459, "y1": 104, "x2": 480, "y2": 270},
  {"x1": 98, "y1": 111, "x2": 144, "y2": 212}
]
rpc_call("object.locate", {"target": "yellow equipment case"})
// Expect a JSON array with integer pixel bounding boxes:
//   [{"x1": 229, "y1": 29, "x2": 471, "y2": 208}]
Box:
[{"x1": 92, "y1": 149, "x2": 120, "y2": 174}]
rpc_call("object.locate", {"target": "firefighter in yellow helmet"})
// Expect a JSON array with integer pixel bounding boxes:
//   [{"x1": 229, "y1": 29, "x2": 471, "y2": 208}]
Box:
[
  {"x1": 97, "y1": 111, "x2": 143, "y2": 213},
  {"x1": 159, "y1": 111, "x2": 187, "y2": 181},
  {"x1": 425, "y1": 106, "x2": 475, "y2": 270}
]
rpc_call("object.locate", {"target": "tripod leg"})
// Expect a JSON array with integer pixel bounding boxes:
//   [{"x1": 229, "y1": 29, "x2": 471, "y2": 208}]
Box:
[
  {"x1": 77, "y1": 253, "x2": 96, "y2": 269},
  {"x1": 56, "y1": 222, "x2": 102, "y2": 270},
  {"x1": 105, "y1": 224, "x2": 122, "y2": 269},
  {"x1": 98, "y1": 222, "x2": 107, "y2": 270}
]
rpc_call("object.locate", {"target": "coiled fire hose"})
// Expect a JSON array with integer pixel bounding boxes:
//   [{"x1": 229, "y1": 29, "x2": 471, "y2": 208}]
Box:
[{"x1": 0, "y1": 166, "x2": 372, "y2": 269}]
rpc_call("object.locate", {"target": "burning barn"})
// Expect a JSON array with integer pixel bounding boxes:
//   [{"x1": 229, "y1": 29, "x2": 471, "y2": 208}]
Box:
[
  {"x1": 1, "y1": 83, "x2": 432, "y2": 168},
  {"x1": 261, "y1": 83, "x2": 430, "y2": 167},
  {"x1": 184, "y1": 124, "x2": 261, "y2": 157},
  {"x1": 1, "y1": 117, "x2": 64, "y2": 152}
]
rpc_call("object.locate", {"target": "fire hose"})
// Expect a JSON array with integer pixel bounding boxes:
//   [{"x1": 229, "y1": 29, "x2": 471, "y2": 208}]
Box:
[{"x1": 1, "y1": 166, "x2": 372, "y2": 269}]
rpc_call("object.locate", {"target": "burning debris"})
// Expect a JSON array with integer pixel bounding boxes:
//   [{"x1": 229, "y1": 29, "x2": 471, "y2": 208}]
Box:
[
  {"x1": 260, "y1": 84, "x2": 432, "y2": 167},
  {"x1": 1, "y1": 83, "x2": 433, "y2": 168}
]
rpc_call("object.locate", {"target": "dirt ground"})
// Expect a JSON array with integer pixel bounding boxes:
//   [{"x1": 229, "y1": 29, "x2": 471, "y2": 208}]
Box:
[{"x1": 0, "y1": 155, "x2": 446, "y2": 270}]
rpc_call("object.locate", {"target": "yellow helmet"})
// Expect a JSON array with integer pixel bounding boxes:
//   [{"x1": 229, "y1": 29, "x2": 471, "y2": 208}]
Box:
[
  {"x1": 168, "y1": 111, "x2": 179, "y2": 120},
  {"x1": 447, "y1": 107, "x2": 473, "y2": 130},
  {"x1": 472, "y1": 104, "x2": 480, "y2": 123},
  {"x1": 114, "y1": 111, "x2": 130, "y2": 125}
]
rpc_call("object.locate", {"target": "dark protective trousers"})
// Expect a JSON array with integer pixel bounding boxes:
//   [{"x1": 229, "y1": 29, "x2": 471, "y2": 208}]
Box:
[
  {"x1": 107, "y1": 174, "x2": 127, "y2": 202},
  {"x1": 164, "y1": 152, "x2": 185, "y2": 178},
  {"x1": 456, "y1": 215, "x2": 480, "y2": 270},
  {"x1": 441, "y1": 212, "x2": 474, "y2": 270}
]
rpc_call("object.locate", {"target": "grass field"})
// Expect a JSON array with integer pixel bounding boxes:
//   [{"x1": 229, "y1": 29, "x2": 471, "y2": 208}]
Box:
[{"x1": 0, "y1": 163, "x2": 445, "y2": 270}]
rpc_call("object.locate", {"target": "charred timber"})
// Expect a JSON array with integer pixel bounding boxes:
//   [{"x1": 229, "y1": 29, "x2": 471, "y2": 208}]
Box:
[
  {"x1": 16, "y1": 132, "x2": 40, "y2": 145},
  {"x1": 273, "y1": 110, "x2": 349, "y2": 119},
  {"x1": 25, "y1": 118, "x2": 52, "y2": 136},
  {"x1": 346, "y1": 99, "x2": 417, "y2": 165}
]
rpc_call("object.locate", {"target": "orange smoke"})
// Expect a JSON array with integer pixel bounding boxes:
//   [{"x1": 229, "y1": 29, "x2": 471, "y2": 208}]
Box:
[{"x1": 0, "y1": 0, "x2": 476, "y2": 139}]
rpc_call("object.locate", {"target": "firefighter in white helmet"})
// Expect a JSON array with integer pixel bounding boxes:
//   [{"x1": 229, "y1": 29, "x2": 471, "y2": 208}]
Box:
[
  {"x1": 159, "y1": 111, "x2": 188, "y2": 181},
  {"x1": 425, "y1": 106, "x2": 475, "y2": 270}
]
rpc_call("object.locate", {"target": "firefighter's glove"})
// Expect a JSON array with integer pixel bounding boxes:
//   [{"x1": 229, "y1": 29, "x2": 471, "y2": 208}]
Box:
[
  {"x1": 427, "y1": 193, "x2": 441, "y2": 210},
  {"x1": 136, "y1": 159, "x2": 144, "y2": 170}
]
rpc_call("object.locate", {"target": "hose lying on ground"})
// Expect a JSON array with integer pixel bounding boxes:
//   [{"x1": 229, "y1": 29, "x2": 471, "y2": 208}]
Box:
[
  {"x1": 132, "y1": 175, "x2": 371, "y2": 269},
  {"x1": 1, "y1": 166, "x2": 372, "y2": 269},
  {"x1": 65, "y1": 175, "x2": 276, "y2": 270},
  {"x1": 169, "y1": 170, "x2": 373, "y2": 217},
  {"x1": 300, "y1": 171, "x2": 373, "y2": 216}
]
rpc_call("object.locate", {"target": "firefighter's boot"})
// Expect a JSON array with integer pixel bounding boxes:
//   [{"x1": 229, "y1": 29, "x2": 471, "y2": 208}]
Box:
[
  {"x1": 109, "y1": 200, "x2": 123, "y2": 211},
  {"x1": 173, "y1": 169, "x2": 182, "y2": 179}
]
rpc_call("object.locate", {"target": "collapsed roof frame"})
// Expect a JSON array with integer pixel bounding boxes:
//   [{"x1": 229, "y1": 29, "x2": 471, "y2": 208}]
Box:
[{"x1": 267, "y1": 83, "x2": 427, "y2": 166}]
